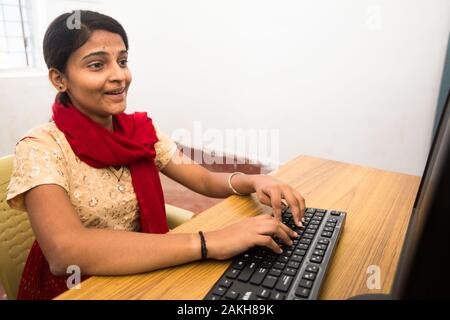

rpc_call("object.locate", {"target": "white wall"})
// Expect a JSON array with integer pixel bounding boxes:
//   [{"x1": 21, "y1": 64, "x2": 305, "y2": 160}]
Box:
[{"x1": 1, "y1": 0, "x2": 450, "y2": 176}]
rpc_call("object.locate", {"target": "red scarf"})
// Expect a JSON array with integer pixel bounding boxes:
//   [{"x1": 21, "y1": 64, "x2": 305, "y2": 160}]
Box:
[{"x1": 17, "y1": 98, "x2": 169, "y2": 300}]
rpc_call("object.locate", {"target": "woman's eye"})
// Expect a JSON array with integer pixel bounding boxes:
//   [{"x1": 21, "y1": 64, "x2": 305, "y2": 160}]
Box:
[
  {"x1": 119, "y1": 59, "x2": 128, "y2": 67},
  {"x1": 88, "y1": 62, "x2": 104, "y2": 70}
]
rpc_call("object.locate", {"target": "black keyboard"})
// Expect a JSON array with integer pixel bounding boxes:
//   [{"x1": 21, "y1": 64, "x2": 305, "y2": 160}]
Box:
[{"x1": 204, "y1": 207, "x2": 346, "y2": 300}]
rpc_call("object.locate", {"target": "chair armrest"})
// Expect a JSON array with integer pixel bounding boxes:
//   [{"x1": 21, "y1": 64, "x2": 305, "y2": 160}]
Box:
[{"x1": 165, "y1": 204, "x2": 194, "y2": 229}]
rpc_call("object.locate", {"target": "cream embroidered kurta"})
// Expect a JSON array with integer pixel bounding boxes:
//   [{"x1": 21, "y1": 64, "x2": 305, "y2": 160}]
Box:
[{"x1": 6, "y1": 121, "x2": 177, "y2": 232}]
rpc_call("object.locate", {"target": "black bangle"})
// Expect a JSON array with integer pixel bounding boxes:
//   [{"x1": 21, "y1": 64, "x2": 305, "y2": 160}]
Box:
[{"x1": 198, "y1": 231, "x2": 208, "y2": 260}]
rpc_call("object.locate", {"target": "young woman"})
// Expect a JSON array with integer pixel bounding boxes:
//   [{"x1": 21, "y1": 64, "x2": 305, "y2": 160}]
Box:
[{"x1": 6, "y1": 10, "x2": 306, "y2": 300}]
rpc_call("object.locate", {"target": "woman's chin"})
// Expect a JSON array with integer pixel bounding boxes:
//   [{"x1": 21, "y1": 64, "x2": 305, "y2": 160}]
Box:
[{"x1": 104, "y1": 100, "x2": 127, "y2": 114}]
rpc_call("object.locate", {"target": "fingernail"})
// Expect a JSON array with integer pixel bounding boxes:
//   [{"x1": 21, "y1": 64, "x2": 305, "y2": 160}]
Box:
[{"x1": 294, "y1": 232, "x2": 299, "y2": 237}]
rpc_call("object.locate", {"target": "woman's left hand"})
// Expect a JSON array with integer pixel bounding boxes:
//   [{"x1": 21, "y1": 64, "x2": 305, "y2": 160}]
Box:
[{"x1": 251, "y1": 174, "x2": 306, "y2": 227}]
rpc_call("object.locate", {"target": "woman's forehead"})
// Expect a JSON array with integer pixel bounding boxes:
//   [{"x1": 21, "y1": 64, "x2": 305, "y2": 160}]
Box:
[{"x1": 73, "y1": 30, "x2": 127, "y2": 59}]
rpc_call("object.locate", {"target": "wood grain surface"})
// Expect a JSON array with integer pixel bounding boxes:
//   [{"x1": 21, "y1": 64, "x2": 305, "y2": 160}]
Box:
[{"x1": 56, "y1": 155, "x2": 420, "y2": 300}]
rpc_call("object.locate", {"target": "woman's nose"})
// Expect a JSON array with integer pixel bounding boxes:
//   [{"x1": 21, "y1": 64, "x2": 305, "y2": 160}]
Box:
[{"x1": 108, "y1": 63, "x2": 127, "y2": 82}]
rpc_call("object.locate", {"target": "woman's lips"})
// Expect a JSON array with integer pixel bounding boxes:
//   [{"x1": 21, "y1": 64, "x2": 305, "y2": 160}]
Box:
[
  {"x1": 104, "y1": 88, "x2": 126, "y2": 101},
  {"x1": 104, "y1": 87, "x2": 125, "y2": 95}
]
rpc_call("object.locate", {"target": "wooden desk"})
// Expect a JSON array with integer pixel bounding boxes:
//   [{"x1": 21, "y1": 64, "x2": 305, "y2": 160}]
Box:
[{"x1": 56, "y1": 155, "x2": 420, "y2": 300}]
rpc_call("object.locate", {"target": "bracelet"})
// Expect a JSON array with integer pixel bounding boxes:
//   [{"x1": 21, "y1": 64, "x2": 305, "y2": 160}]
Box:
[
  {"x1": 228, "y1": 172, "x2": 247, "y2": 196},
  {"x1": 198, "y1": 231, "x2": 208, "y2": 260}
]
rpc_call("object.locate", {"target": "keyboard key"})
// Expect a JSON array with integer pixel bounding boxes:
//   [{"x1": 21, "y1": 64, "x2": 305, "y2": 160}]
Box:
[
  {"x1": 306, "y1": 265, "x2": 320, "y2": 273},
  {"x1": 313, "y1": 249, "x2": 325, "y2": 256},
  {"x1": 261, "y1": 261, "x2": 273, "y2": 268},
  {"x1": 331, "y1": 211, "x2": 341, "y2": 216},
  {"x1": 262, "y1": 275, "x2": 278, "y2": 289},
  {"x1": 256, "y1": 288, "x2": 271, "y2": 299},
  {"x1": 211, "y1": 295, "x2": 221, "y2": 300},
  {"x1": 238, "y1": 262, "x2": 259, "y2": 282},
  {"x1": 316, "y1": 244, "x2": 327, "y2": 251},
  {"x1": 283, "y1": 267, "x2": 297, "y2": 276},
  {"x1": 318, "y1": 238, "x2": 330, "y2": 245},
  {"x1": 277, "y1": 256, "x2": 289, "y2": 264},
  {"x1": 303, "y1": 233, "x2": 314, "y2": 240},
  {"x1": 300, "y1": 238, "x2": 312, "y2": 245},
  {"x1": 309, "y1": 224, "x2": 319, "y2": 230},
  {"x1": 306, "y1": 208, "x2": 316, "y2": 214},
  {"x1": 265, "y1": 254, "x2": 277, "y2": 262},
  {"x1": 219, "y1": 279, "x2": 233, "y2": 288},
  {"x1": 298, "y1": 244, "x2": 309, "y2": 250},
  {"x1": 232, "y1": 260, "x2": 247, "y2": 270},
  {"x1": 270, "y1": 292, "x2": 285, "y2": 300},
  {"x1": 254, "y1": 247, "x2": 267, "y2": 255},
  {"x1": 316, "y1": 209, "x2": 326, "y2": 213},
  {"x1": 322, "y1": 231, "x2": 333, "y2": 238},
  {"x1": 226, "y1": 268, "x2": 240, "y2": 279},
  {"x1": 269, "y1": 268, "x2": 282, "y2": 277},
  {"x1": 326, "y1": 222, "x2": 336, "y2": 228},
  {"x1": 275, "y1": 275, "x2": 293, "y2": 292},
  {"x1": 314, "y1": 212, "x2": 325, "y2": 218},
  {"x1": 283, "y1": 249, "x2": 293, "y2": 257},
  {"x1": 242, "y1": 253, "x2": 250, "y2": 261},
  {"x1": 249, "y1": 267, "x2": 269, "y2": 285},
  {"x1": 327, "y1": 218, "x2": 338, "y2": 223},
  {"x1": 303, "y1": 272, "x2": 316, "y2": 281},
  {"x1": 299, "y1": 279, "x2": 313, "y2": 289},
  {"x1": 310, "y1": 219, "x2": 321, "y2": 225},
  {"x1": 287, "y1": 261, "x2": 300, "y2": 269},
  {"x1": 253, "y1": 254, "x2": 264, "y2": 261},
  {"x1": 274, "y1": 262, "x2": 286, "y2": 270},
  {"x1": 305, "y1": 228, "x2": 316, "y2": 235},
  {"x1": 324, "y1": 227, "x2": 334, "y2": 232},
  {"x1": 291, "y1": 255, "x2": 303, "y2": 263},
  {"x1": 225, "y1": 290, "x2": 239, "y2": 300},
  {"x1": 295, "y1": 287, "x2": 310, "y2": 298},
  {"x1": 310, "y1": 255, "x2": 323, "y2": 264},
  {"x1": 213, "y1": 286, "x2": 227, "y2": 296}
]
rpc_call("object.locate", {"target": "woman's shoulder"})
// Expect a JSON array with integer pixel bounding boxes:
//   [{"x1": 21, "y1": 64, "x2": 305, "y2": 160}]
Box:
[
  {"x1": 13, "y1": 122, "x2": 71, "y2": 163},
  {"x1": 16, "y1": 121, "x2": 64, "y2": 147}
]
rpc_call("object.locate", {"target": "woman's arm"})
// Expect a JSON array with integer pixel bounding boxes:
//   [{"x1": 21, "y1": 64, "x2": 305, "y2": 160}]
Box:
[
  {"x1": 161, "y1": 150, "x2": 306, "y2": 225},
  {"x1": 25, "y1": 184, "x2": 297, "y2": 276},
  {"x1": 160, "y1": 150, "x2": 253, "y2": 198},
  {"x1": 25, "y1": 184, "x2": 201, "y2": 276}
]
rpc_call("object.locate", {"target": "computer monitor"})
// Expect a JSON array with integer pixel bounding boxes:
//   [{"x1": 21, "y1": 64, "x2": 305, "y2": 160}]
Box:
[{"x1": 390, "y1": 87, "x2": 450, "y2": 299}]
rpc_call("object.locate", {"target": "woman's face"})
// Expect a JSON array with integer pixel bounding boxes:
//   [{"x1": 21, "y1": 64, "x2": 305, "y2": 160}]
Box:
[{"x1": 61, "y1": 30, "x2": 132, "y2": 129}]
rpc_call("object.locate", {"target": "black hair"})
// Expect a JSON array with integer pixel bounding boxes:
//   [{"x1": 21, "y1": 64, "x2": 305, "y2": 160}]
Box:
[{"x1": 43, "y1": 10, "x2": 129, "y2": 106}]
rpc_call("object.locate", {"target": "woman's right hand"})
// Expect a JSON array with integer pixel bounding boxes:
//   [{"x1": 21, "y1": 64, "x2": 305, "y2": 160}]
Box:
[{"x1": 204, "y1": 214, "x2": 299, "y2": 260}]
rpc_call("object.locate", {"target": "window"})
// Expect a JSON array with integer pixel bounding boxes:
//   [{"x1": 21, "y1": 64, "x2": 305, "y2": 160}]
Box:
[{"x1": 0, "y1": 0, "x2": 33, "y2": 69}]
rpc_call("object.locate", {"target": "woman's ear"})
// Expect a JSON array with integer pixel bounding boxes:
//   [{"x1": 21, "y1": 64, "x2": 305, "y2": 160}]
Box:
[{"x1": 48, "y1": 68, "x2": 67, "y2": 92}]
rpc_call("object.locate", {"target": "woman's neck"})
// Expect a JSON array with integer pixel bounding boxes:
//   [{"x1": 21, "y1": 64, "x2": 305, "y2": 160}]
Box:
[{"x1": 71, "y1": 103, "x2": 114, "y2": 132}]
